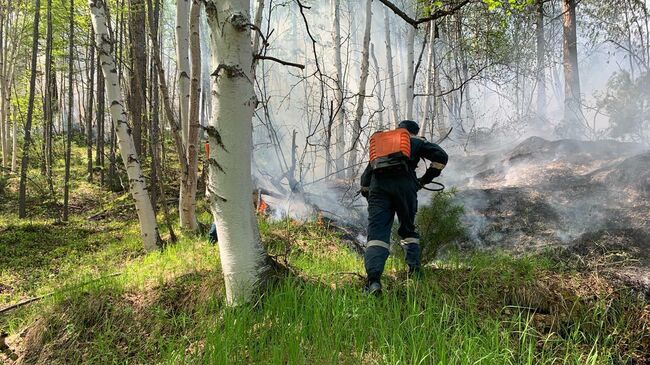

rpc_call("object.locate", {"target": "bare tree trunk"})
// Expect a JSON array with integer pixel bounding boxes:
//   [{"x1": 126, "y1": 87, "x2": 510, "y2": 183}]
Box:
[
  {"x1": 384, "y1": 7, "x2": 399, "y2": 127},
  {"x1": 42, "y1": 0, "x2": 55, "y2": 193},
  {"x1": 18, "y1": 0, "x2": 41, "y2": 218},
  {"x1": 536, "y1": 0, "x2": 546, "y2": 125},
  {"x1": 87, "y1": 27, "x2": 95, "y2": 182},
  {"x1": 205, "y1": 0, "x2": 269, "y2": 306},
  {"x1": 421, "y1": 23, "x2": 435, "y2": 138},
  {"x1": 96, "y1": 54, "x2": 105, "y2": 186},
  {"x1": 405, "y1": 24, "x2": 415, "y2": 120},
  {"x1": 63, "y1": 0, "x2": 75, "y2": 222},
  {"x1": 0, "y1": 8, "x2": 5, "y2": 170},
  {"x1": 332, "y1": 0, "x2": 346, "y2": 178},
  {"x1": 179, "y1": 0, "x2": 202, "y2": 231},
  {"x1": 562, "y1": 0, "x2": 583, "y2": 137},
  {"x1": 347, "y1": 0, "x2": 372, "y2": 177},
  {"x1": 90, "y1": 0, "x2": 162, "y2": 251},
  {"x1": 370, "y1": 43, "x2": 385, "y2": 130},
  {"x1": 128, "y1": 0, "x2": 147, "y2": 155},
  {"x1": 176, "y1": 0, "x2": 191, "y2": 146}
]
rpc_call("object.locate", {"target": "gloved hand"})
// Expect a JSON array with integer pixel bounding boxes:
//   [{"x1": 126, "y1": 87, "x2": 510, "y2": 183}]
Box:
[
  {"x1": 418, "y1": 167, "x2": 442, "y2": 188},
  {"x1": 360, "y1": 186, "x2": 370, "y2": 199}
]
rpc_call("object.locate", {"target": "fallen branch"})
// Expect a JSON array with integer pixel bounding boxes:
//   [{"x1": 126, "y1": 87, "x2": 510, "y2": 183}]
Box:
[{"x1": 0, "y1": 272, "x2": 122, "y2": 315}]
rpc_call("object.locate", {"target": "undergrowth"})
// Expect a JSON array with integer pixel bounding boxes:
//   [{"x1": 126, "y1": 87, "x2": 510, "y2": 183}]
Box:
[{"x1": 1, "y1": 148, "x2": 648, "y2": 364}]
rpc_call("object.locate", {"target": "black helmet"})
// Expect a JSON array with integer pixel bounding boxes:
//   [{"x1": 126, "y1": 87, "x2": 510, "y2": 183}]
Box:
[{"x1": 398, "y1": 120, "x2": 420, "y2": 135}]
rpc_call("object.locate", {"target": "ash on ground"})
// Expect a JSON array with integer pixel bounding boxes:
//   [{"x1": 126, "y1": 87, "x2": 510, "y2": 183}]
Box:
[{"x1": 445, "y1": 137, "x2": 650, "y2": 298}]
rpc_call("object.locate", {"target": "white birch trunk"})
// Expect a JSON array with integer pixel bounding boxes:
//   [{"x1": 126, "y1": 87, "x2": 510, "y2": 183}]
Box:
[
  {"x1": 251, "y1": 0, "x2": 264, "y2": 56},
  {"x1": 347, "y1": 0, "x2": 372, "y2": 176},
  {"x1": 384, "y1": 7, "x2": 399, "y2": 128},
  {"x1": 176, "y1": 0, "x2": 191, "y2": 146},
  {"x1": 205, "y1": 0, "x2": 269, "y2": 306},
  {"x1": 421, "y1": 24, "x2": 435, "y2": 138},
  {"x1": 332, "y1": 0, "x2": 346, "y2": 178},
  {"x1": 370, "y1": 43, "x2": 385, "y2": 130},
  {"x1": 89, "y1": 0, "x2": 161, "y2": 251},
  {"x1": 179, "y1": 0, "x2": 201, "y2": 231},
  {"x1": 405, "y1": 25, "x2": 415, "y2": 120},
  {"x1": 11, "y1": 106, "x2": 16, "y2": 172}
]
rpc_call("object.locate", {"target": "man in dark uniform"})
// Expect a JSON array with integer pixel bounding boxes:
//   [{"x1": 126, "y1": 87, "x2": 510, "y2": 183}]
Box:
[{"x1": 359, "y1": 120, "x2": 448, "y2": 294}]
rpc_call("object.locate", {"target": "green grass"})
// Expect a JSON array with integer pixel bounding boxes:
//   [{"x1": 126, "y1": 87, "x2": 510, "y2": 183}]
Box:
[{"x1": 0, "y1": 145, "x2": 648, "y2": 364}]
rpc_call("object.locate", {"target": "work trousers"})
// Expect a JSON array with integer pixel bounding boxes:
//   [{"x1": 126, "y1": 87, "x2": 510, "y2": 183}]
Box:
[{"x1": 364, "y1": 172, "x2": 421, "y2": 282}]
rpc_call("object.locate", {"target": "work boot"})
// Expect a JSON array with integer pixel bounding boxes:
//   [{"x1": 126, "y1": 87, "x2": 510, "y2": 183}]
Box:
[
  {"x1": 364, "y1": 280, "x2": 382, "y2": 296},
  {"x1": 408, "y1": 265, "x2": 423, "y2": 279}
]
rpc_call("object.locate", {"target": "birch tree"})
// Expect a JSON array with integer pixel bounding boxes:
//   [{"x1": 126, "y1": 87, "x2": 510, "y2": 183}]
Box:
[
  {"x1": 179, "y1": 0, "x2": 202, "y2": 231},
  {"x1": 63, "y1": 0, "x2": 75, "y2": 222},
  {"x1": 347, "y1": 0, "x2": 373, "y2": 176},
  {"x1": 332, "y1": 0, "x2": 346, "y2": 178},
  {"x1": 384, "y1": 6, "x2": 399, "y2": 127},
  {"x1": 89, "y1": 0, "x2": 162, "y2": 251},
  {"x1": 176, "y1": 0, "x2": 191, "y2": 146},
  {"x1": 561, "y1": 0, "x2": 583, "y2": 137},
  {"x1": 205, "y1": 0, "x2": 269, "y2": 306},
  {"x1": 18, "y1": 0, "x2": 41, "y2": 218}
]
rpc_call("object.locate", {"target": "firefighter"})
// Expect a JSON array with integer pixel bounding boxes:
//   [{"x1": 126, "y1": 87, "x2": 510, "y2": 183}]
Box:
[{"x1": 359, "y1": 120, "x2": 448, "y2": 294}]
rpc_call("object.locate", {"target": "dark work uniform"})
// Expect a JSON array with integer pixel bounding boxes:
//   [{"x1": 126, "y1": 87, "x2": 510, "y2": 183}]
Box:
[{"x1": 360, "y1": 136, "x2": 448, "y2": 284}]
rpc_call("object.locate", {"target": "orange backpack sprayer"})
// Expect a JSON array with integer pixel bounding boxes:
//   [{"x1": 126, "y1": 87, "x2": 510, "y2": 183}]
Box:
[{"x1": 369, "y1": 128, "x2": 411, "y2": 171}]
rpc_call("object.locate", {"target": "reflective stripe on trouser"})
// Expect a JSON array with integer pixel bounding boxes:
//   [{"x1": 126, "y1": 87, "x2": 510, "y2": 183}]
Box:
[{"x1": 365, "y1": 173, "x2": 421, "y2": 282}]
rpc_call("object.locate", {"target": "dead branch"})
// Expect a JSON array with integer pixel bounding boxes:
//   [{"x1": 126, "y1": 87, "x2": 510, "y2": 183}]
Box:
[
  {"x1": 376, "y1": 0, "x2": 471, "y2": 28},
  {"x1": 254, "y1": 55, "x2": 305, "y2": 70}
]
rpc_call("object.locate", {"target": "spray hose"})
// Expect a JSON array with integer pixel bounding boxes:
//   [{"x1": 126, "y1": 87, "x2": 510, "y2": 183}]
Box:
[{"x1": 420, "y1": 181, "x2": 445, "y2": 192}]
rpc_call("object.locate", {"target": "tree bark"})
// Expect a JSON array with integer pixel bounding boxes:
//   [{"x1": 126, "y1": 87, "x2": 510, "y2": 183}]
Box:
[
  {"x1": 332, "y1": 0, "x2": 346, "y2": 178},
  {"x1": 405, "y1": 24, "x2": 415, "y2": 120},
  {"x1": 128, "y1": 0, "x2": 147, "y2": 155},
  {"x1": 43, "y1": 0, "x2": 55, "y2": 193},
  {"x1": 179, "y1": 0, "x2": 202, "y2": 231},
  {"x1": 18, "y1": 0, "x2": 41, "y2": 218},
  {"x1": 370, "y1": 43, "x2": 385, "y2": 130},
  {"x1": 347, "y1": 0, "x2": 373, "y2": 176},
  {"x1": 96, "y1": 53, "x2": 105, "y2": 186},
  {"x1": 205, "y1": 0, "x2": 269, "y2": 306},
  {"x1": 63, "y1": 0, "x2": 75, "y2": 222},
  {"x1": 87, "y1": 27, "x2": 95, "y2": 182},
  {"x1": 562, "y1": 0, "x2": 582, "y2": 137},
  {"x1": 89, "y1": 0, "x2": 162, "y2": 251},
  {"x1": 535, "y1": 0, "x2": 546, "y2": 125},
  {"x1": 176, "y1": 0, "x2": 191, "y2": 146},
  {"x1": 384, "y1": 7, "x2": 399, "y2": 127}
]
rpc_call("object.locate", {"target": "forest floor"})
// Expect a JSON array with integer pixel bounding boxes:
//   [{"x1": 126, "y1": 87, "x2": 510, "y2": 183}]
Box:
[{"x1": 0, "y1": 146, "x2": 649, "y2": 364}]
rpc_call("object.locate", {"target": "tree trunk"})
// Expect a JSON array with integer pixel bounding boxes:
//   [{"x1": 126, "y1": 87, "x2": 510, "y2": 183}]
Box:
[
  {"x1": 179, "y1": 0, "x2": 202, "y2": 231},
  {"x1": 405, "y1": 21, "x2": 415, "y2": 120},
  {"x1": 536, "y1": 0, "x2": 546, "y2": 125},
  {"x1": 128, "y1": 0, "x2": 147, "y2": 155},
  {"x1": 421, "y1": 23, "x2": 435, "y2": 138},
  {"x1": 89, "y1": 0, "x2": 162, "y2": 251},
  {"x1": 87, "y1": 27, "x2": 95, "y2": 182},
  {"x1": 43, "y1": 0, "x2": 55, "y2": 193},
  {"x1": 0, "y1": 9, "x2": 5, "y2": 170},
  {"x1": 384, "y1": 7, "x2": 399, "y2": 127},
  {"x1": 205, "y1": 0, "x2": 269, "y2": 306},
  {"x1": 176, "y1": 0, "x2": 191, "y2": 146},
  {"x1": 18, "y1": 0, "x2": 41, "y2": 218},
  {"x1": 370, "y1": 43, "x2": 385, "y2": 130},
  {"x1": 96, "y1": 53, "x2": 105, "y2": 186},
  {"x1": 562, "y1": 0, "x2": 583, "y2": 137},
  {"x1": 63, "y1": 0, "x2": 74, "y2": 222},
  {"x1": 347, "y1": 0, "x2": 372, "y2": 177},
  {"x1": 332, "y1": 0, "x2": 346, "y2": 178}
]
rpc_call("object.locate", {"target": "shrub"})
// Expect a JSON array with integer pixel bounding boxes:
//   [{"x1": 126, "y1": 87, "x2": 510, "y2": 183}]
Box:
[{"x1": 416, "y1": 190, "x2": 466, "y2": 261}]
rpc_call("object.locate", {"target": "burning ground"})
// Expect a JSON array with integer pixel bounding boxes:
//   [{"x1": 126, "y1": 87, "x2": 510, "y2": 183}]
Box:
[{"x1": 446, "y1": 137, "x2": 650, "y2": 298}]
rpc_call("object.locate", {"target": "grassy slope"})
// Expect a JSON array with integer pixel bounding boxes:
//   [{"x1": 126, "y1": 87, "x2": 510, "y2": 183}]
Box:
[{"x1": 1, "y1": 147, "x2": 648, "y2": 364}]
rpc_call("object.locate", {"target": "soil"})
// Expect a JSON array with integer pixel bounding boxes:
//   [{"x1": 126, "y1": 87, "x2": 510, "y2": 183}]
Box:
[{"x1": 450, "y1": 137, "x2": 650, "y2": 298}]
